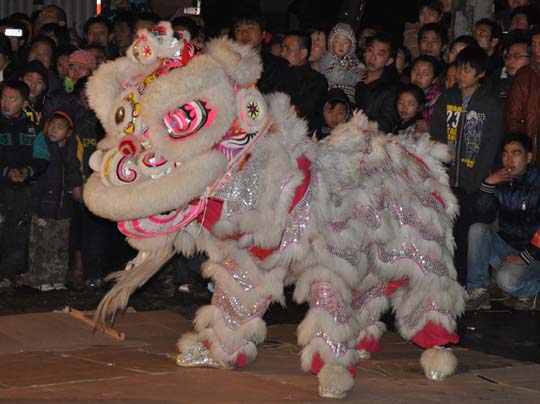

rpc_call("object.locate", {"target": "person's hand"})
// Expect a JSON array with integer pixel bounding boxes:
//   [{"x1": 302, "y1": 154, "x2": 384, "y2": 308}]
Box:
[
  {"x1": 357, "y1": 69, "x2": 368, "y2": 82},
  {"x1": 416, "y1": 119, "x2": 430, "y2": 133},
  {"x1": 501, "y1": 253, "x2": 526, "y2": 266},
  {"x1": 484, "y1": 167, "x2": 515, "y2": 185}
]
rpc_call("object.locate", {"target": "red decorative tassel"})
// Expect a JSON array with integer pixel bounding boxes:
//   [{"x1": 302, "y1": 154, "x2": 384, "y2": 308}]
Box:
[
  {"x1": 235, "y1": 354, "x2": 248, "y2": 368},
  {"x1": 355, "y1": 336, "x2": 380, "y2": 353},
  {"x1": 411, "y1": 321, "x2": 459, "y2": 349},
  {"x1": 310, "y1": 353, "x2": 324, "y2": 374}
]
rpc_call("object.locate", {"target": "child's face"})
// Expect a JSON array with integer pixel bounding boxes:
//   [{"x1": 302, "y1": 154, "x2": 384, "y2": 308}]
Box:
[
  {"x1": 47, "y1": 117, "x2": 71, "y2": 143},
  {"x1": 411, "y1": 60, "x2": 436, "y2": 90},
  {"x1": 448, "y1": 42, "x2": 467, "y2": 64},
  {"x1": 419, "y1": 6, "x2": 441, "y2": 25},
  {"x1": 457, "y1": 63, "x2": 484, "y2": 91},
  {"x1": 23, "y1": 72, "x2": 46, "y2": 99},
  {"x1": 445, "y1": 65, "x2": 457, "y2": 89},
  {"x1": 397, "y1": 92, "x2": 419, "y2": 121},
  {"x1": 332, "y1": 34, "x2": 352, "y2": 57},
  {"x1": 323, "y1": 102, "x2": 348, "y2": 128},
  {"x1": 1, "y1": 88, "x2": 25, "y2": 117}
]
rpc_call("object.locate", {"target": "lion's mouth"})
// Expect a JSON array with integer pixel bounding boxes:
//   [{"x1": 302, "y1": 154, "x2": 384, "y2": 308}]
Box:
[{"x1": 90, "y1": 148, "x2": 178, "y2": 187}]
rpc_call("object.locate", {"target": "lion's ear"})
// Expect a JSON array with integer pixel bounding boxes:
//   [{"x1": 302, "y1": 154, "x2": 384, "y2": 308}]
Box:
[{"x1": 204, "y1": 37, "x2": 262, "y2": 86}]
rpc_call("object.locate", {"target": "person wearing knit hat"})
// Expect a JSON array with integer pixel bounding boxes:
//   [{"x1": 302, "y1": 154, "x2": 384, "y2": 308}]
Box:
[
  {"x1": 65, "y1": 49, "x2": 97, "y2": 93},
  {"x1": 319, "y1": 22, "x2": 365, "y2": 102}
]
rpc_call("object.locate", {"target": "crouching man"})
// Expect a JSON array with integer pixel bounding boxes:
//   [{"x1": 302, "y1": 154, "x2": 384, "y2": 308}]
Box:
[{"x1": 466, "y1": 133, "x2": 540, "y2": 311}]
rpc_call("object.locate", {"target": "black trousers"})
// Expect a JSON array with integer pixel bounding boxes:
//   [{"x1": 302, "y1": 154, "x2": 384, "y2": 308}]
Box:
[{"x1": 452, "y1": 188, "x2": 476, "y2": 286}]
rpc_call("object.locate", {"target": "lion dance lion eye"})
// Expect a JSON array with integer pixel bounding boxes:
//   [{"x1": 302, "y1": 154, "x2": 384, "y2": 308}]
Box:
[
  {"x1": 163, "y1": 100, "x2": 214, "y2": 140},
  {"x1": 115, "y1": 106, "x2": 125, "y2": 124}
]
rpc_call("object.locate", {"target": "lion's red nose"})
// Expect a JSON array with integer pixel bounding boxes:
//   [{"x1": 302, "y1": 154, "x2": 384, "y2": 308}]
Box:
[{"x1": 119, "y1": 134, "x2": 141, "y2": 157}]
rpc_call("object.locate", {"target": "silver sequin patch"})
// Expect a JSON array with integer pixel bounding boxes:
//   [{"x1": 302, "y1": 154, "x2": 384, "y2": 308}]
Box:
[
  {"x1": 309, "y1": 282, "x2": 348, "y2": 324},
  {"x1": 327, "y1": 245, "x2": 360, "y2": 266},
  {"x1": 389, "y1": 202, "x2": 444, "y2": 243},
  {"x1": 212, "y1": 284, "x2": 270, "y2": 330},
  {"x1": 319, "y1": 385, "x2": 348, "y2": 399},
  {"x1": 351, "y1": 203, "x2": 381, "y2": 230},
  {"x1": 315, "y1": 331, "x2": 349, "y2": 359},
  {"x1": 279, "y1": 172, "x2": 315, "y2": 251},
  {"x1": 176, "y1": 343, "x2": 232, "y2": 369},
  {"x1": 222, "y1": 258, "x2": 255, "y2": 292},
  {"x1": 377, "y1": 242, "x2": 448, "y2": 277},
  {"x1": 351, "y1": 283, "x2": 386, "y2": 311},
  {"x1": 402, "y1": 300, "x2": 453, "y2": 332}
]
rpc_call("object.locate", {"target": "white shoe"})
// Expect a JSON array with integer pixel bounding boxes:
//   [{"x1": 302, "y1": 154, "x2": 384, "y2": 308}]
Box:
[
  {"x1": 38, "y1": 284, "x2": 55, "y2": 292},
  {"x1": 54, "y1": 283, "x2": 67, "y2": 290}
]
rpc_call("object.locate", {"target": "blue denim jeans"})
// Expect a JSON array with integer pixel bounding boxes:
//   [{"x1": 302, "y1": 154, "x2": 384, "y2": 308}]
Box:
[{"x1": 467, "y1": 223, "x2": 540, "y2": 298}]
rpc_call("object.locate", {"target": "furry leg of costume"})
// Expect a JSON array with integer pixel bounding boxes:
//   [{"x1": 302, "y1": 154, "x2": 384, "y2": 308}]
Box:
[
  {"x1": 295, "y1": 268, "x2": 358, "y2": 398},
  {"x1": 177, "y1": 242, "x2": 285, "y2": 368}
]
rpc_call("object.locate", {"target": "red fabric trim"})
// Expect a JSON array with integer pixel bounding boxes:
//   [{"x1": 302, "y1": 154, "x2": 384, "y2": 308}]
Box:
[
  {"x1": 310, "y1": 352, "x2": 324, "y2": 375},
  {"x1": 290, "y1": 156, "x2": 311, "y2": 213},
  {"x1": 531, "y1": 230, "x2": 540, "y2": 248},
  {"x1": 355, "y1": 336, "x2": 380, "y2": 353},
  {"x1": 347, "y1": 365, "x2": 357, "y2": 378},
  {"x1": 198, "y1": 198, "x2": 223, "y2": 231},
  {"x1": 248, "y1": 246, "x2": 275, "y2": 260},
  {"x1": 235, "y1": 354, "x2": 248, "y2": 368},
  {"x1": 385, "y1": 278, "x2": 409, "y2": 296},
  {"x1": 411, "y1": 321, "x2": 459, "y2": 349}
]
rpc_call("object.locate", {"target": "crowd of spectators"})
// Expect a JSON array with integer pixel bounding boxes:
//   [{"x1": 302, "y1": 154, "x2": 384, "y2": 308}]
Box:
[{"x1": 0, "y1": 0, "x2": 539, "y2": 312}]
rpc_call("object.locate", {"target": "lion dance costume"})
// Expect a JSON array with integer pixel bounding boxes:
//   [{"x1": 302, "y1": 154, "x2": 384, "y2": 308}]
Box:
[{"x1": 85, "y1": 23, "x2": 465, "y2": 398}]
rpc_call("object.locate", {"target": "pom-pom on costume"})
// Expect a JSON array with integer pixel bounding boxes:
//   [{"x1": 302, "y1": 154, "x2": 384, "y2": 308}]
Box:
[{"x1": 85, "y1": 22, "x2": 465, "y2": 398}]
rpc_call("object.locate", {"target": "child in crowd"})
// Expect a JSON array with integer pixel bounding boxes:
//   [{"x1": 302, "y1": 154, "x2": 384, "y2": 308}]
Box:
[
  {"x1": 18, "y1": 60, "x2": 49, "y2": 128},
  {"x1": 393, "y1": 84, "x2": 425, "y2": 137},
  {"x1": 24, "y1": 111, "x2": 81, "y2": 291},
  {"x1": 445, "y1": 62, "x2": 458, "y2": 89},
  {"x1": 410, "y1": 55, "x2": 441, "y2": 131},
  {"x1": 403, "y1": 0, "x2": 444, "y2": 60},
  {"x1": 319, "y1": 22, "x2": 365, "y2": 102},
  {"x1": 0, "y1": 81, "x2": 49, "y2": 286},
  {"x1": 447, "y1": 35, "x2": 477, "y2": 64},
  {"x1": 313, "y1": 88, "x2": 351, "y2": 140}
]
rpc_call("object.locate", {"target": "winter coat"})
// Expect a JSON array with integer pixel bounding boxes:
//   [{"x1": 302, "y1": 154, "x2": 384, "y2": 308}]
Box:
[
  {"x1": 32, "y1": 137, "x2": 81, "y2": 218},
  {"x1": 69, "y1": 110, "x2": 105, "y2": 183},
  {"x1": 0, "y1": 112, "x2": 49, "y2": 184},
  {"x1": 354, "y1": 67, "x2": 401, "y2": 133},
  {"x1": 473, "y1": 166, "x2": 540, "y2": 263},
  {"x1": 506, "y1": 63, "x2": 540, "y2": 165},
  {"x1": 430, "y1": 84, "x2": 505, "y2": 194}
]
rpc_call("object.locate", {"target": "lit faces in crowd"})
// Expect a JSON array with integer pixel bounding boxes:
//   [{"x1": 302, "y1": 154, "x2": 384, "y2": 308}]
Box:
[
  {"x1": 1, "y1": 88, "x2": 25, "y2": 117},
  {"x1": 332, "y1": 34, "x2": 352, "y2": 57},
  {"x1": 397, "y1": 91, "x2": 420, "y2": 121},
  {"x1": 418, "y1": 6, "x2": 442, "y2": 25},
  {"x1": 504, "y1": 42, "x2": 530, "y2": 75},
  {"x1": 86, "y1": 22, "x2": 110, "y2": 47},
  {"x1": 364, "y1": 40, "x2": 394, "y2": 73},
  {"x1": 457, "y1": 63, "x2": 484, "y2": 93},
  {"x1": 233, "y1": 21, "x2": 264, "y2": 50},
  {"x1": 502, "y1": 141, "x2": 532, "y2": 177},
  {"x1": 445, "y1": 64, "x2": 457, "y2": 89},
  {"x1": 309, "y1": 30, "x2": 326, "y2": 63},
  {"x1": 323, "y1": 101, "x2": 348, "y2": 129},
  {"x1": 410, "y1": 60, "x2": 436, "y2": 90},
  {"x1": 280, "y1": 35, "x2": 307, "y2": 66},
  {"x1": 473, "y1": 24, "x2": 498, "y2": 53},
  {"x1": 28, "y1": 40, "x2": 54, "y2": 69},
  {"x1": 448, "y1": 41, "x2": 469, "y2": 64},
  {"x1": 419, "y1": 30, "x2": 444, "y2": 59},
  {"x1": 46, "y1": 116, "x2": 71, "y2": 143},
  {"x1": 510, "y1": 11, "x2": 530, "y2": 31},
  {"x1": 22, "y1": 72, "x2": 46, "y2": 100}
]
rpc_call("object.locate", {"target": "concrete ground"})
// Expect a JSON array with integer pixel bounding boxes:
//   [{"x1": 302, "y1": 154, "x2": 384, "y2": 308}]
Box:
[{"x1": 0, "y1": 308, "x2": 539, "y2": 404}]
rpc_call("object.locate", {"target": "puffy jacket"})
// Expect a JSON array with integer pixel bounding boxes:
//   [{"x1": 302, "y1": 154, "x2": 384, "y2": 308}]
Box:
[
  {"x1": 506, "y1": 63, "x2": 540, "y2": 165},
  {"x1": 430, "y1": 83, "x2": 505, "y2": 194},
  {"x1": 473, "y1": 166, "x2": 540, "y2": 263},
  {"x1": 0, "y1": 112, "x2": 49, "y2": 184}
]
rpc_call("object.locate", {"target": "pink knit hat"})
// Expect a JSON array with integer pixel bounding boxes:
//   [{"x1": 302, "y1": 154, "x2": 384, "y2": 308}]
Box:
[{"x1": 68, "y1": 50, "x2": 97, "y2": 70}]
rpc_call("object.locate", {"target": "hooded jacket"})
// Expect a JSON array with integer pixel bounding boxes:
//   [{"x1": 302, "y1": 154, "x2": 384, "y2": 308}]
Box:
[{"x1": 430, "y1": 83, "x2": 505, "y2": 194}]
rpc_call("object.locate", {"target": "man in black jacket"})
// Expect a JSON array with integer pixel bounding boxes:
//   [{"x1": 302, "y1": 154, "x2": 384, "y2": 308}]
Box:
[
  {"x1": 354, "y1": 32, "x2": 400, "y2": 133},
  {"x1": 466, "y1": 133, "x2": 540, "y2": 311},
  {"x1": 280, "y1": 31, "x2": 328, "y2": 133}
]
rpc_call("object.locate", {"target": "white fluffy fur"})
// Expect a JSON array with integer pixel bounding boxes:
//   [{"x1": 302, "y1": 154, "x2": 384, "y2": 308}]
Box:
[
  {"x1": 317, "y1": 365, "x2": 355, "y2": 398},
  {"x1": 420, "y1": 347, "x2": 458, "y2": 380}
]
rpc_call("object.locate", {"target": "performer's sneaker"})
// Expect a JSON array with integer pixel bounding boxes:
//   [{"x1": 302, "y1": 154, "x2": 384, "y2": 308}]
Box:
[{"x1": 465, "y1": 288, "x2": 491, "y2": 311}]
